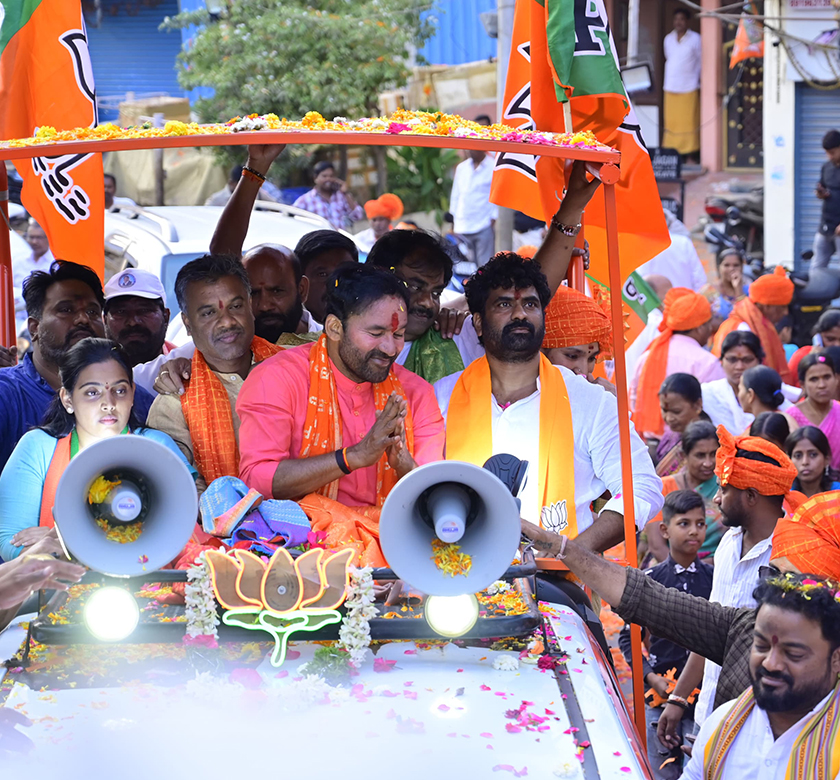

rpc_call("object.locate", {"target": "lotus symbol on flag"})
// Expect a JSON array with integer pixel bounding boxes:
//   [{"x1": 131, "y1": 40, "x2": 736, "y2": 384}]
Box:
[{"x1": 205, "y1": 547, "x2": 354, "y2": 666}]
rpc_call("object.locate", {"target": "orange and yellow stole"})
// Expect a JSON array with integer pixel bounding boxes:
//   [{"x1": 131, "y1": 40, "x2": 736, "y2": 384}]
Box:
[
  {"x1": 299, "y1": 334, "x2": 415, "y2": 508},
  {"x1": 39, "y1": 434, "x2": 72, "y2": 529},
  {"x1": 444, "y1": 354, "x2": 578, "y2": 537},
  {"x1": 703, "y1": 681, "x2": 840, "y2": 780},
  {"x1": 181, "y1": 336, "x2": 281, "y2": 485}
]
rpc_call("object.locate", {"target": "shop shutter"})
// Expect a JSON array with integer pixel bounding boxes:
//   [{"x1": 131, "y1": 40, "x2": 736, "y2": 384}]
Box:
[{"x1": 794, "y1": 83, "x2": 840, "y2": 266}]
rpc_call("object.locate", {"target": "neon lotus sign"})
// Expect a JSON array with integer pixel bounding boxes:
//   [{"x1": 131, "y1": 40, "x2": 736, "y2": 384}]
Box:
[{"x1": 205, "y1": 547, "x2": 354, "y2": 666}]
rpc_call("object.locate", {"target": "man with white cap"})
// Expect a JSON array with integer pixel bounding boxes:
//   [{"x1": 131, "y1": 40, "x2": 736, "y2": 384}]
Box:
[{"x1": 103, "y1": 268, "x2": 194, "y2": 393}]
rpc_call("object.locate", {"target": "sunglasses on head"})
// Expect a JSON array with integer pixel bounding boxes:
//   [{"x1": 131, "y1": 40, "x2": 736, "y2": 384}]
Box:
[{"x1": 759, "y1": 564, "x2": 782, "y2": 581}]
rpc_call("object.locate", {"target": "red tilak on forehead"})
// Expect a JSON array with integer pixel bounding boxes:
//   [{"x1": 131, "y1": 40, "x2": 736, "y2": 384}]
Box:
[
  {"x1": 218, "y1": 300, "x2": 224, "y2": 309},
  {"x1": 771, "y1": 635, "x2": 779, "y2": 646},
  {"x1": 513, "y1": 290, "x2": 522, "y2": 300},
  {"x1": 391, "y1": 312, "x2": 400, "y2": 331}
]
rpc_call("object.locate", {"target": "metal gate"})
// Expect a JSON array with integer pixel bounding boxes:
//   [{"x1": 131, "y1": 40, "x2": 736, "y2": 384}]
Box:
[{"x1": 794, "y1": 84, "x2": 840, "y2": 265}]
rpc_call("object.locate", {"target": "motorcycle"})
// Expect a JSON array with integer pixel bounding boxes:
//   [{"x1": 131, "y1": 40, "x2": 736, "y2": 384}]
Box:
[
  {"x1": 706, "y1": 227, "x2": 840, "y2": 347},
  {"x1": 789, "y1": 250, "x2": 840, "y2": 347},
  {"x1": 704, "y1": 186, "x2": 764, "y2": 261}
]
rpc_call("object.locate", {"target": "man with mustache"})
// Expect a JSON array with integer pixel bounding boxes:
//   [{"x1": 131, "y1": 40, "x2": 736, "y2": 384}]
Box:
[
  {"x1": 434, "y1": 251, "x2": 663, "y2": 553},
  {"x1": 658, "y1": 428, "x2": 801, "y2": 745},
  {"x1": 0, "y1": 260, "x2": 154, "y2": 473},
  {"x1": 236, "y1": 264, "x2": 445, "y2": 565},
  {"x1": 147, "y1": 254, "x2": 282, "y2": 493},
  {"x1": 104, "y1": 268, "x2": 175, "y2": 368},
  {"x1": 518, "y1": 523, "x2": 840, "y2": 780}
]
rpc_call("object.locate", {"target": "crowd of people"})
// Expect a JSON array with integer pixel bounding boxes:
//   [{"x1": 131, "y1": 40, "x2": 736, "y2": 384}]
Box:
[{"x1": 1, "y1": 141, "x2": 839, "y2": 780}]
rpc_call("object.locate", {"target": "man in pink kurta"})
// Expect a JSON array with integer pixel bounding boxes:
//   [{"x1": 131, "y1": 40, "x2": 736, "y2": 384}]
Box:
[
  {"x1": 236, "y1": 263, "x2": 444, "y2": 510},
  {"x1": 237, "y1": 340, "x2": 444, "y2": 505}
]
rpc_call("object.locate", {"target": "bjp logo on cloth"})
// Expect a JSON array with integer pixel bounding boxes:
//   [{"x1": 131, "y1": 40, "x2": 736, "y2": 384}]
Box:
[{"x1": 541, "y1": 500, "x2": 569, "y2": 534}]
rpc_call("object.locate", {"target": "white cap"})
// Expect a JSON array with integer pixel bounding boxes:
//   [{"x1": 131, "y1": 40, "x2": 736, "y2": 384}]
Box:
[{"x1": 104, "y1": 269, "x2": 167, "y2": 306}]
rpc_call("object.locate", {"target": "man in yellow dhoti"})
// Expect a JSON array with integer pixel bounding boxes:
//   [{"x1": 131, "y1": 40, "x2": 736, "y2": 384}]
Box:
[{"x1": 663, "y1": 9, "x2": 702, "y2": 162}]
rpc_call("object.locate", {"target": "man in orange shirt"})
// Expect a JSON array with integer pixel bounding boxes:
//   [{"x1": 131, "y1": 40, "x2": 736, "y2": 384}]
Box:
[
  {"x1": 713, "y1": 266, "x2": 794, "y2": 383},
  {"x1": 236, "y1": 264, "x2": 445, "y2": 566}
]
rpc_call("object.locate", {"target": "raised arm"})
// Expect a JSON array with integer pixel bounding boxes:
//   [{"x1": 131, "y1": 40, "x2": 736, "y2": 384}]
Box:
[
  {"x1": 521, "y1": 527, "x2": 737, "y2": 666},
  {"x1": 208, "y1": 144, "x2": 286, "y2": 257},
  {"x1": 533, "y1": 160, "x2": 601, "y2": 296}
]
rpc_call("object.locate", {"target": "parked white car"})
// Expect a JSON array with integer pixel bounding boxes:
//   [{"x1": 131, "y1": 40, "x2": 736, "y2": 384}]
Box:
[{"x1": 104, "y1": 201, "x2": 339, "y2": 310}]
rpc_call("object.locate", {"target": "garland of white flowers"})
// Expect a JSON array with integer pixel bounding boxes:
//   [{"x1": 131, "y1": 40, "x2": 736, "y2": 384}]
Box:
[
  {"x1": 184, "y1": 551, "x2": 220, "y2": 644},
  {"x1": 337, "y1": 565, "x2": 376, "y2": 666}
]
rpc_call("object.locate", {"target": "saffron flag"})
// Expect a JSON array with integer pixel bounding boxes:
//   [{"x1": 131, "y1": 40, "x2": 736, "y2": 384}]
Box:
[
  {"x1": 490, "y1": 0, "x2": 670, "y2": 286},
  {"x1": 0, "y1": 0, "x2": 104, "y2": 276},
  {"x1": 729, "y1": 6, "x2": 764, "y2": 69}
]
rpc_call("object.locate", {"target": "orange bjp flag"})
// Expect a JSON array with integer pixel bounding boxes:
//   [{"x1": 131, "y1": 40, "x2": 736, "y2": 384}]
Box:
[
  {"x1": 0, "y1": 0, "x2": 104, "y2": 277},
  {"x1": 490, "y1": 0, "x2": 670, "y2": 287}
]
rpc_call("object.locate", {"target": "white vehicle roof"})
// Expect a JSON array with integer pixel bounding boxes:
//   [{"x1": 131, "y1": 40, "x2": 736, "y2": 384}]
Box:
[
  {"x1": 104, "y1": 203, "x2": 343, "y2": 316},
  {"x1": 0, "y1": 603, "x2": 650, "y2": 778}
]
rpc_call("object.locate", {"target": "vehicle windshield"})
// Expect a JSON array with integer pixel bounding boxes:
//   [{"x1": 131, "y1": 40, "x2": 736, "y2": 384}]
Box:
[{"x1": 161, "y1": 252, "x2": 212, "y2": 317}]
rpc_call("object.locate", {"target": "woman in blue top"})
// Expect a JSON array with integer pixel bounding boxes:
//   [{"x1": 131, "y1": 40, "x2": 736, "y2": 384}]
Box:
[
  {"x1": 785, "y1": 425, "x2": 840, "y2": 500},
  {"x1": 0, "y1": 338, "x2": 198, "y2": 561}
]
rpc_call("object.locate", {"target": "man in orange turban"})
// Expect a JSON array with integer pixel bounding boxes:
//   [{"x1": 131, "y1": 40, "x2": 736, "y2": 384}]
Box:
[
  {"x1": 630, "y1": 287, "x2": 722, "y2": 436},
  {"x1": 712, "y1": 265, "x2": 794, "y2": 382},
  {"x1": 542, "y1": 285, "x2": 613, "y2": 382},
  {"x1": 662, "y1": 425, "x2": 802, "y2": 730},
  {"x1": 771, "y1": 491, "x2": 840, "y2": 580},
  {"x1": 356, "y1": 193, "x2": 404, "y2": 254}
]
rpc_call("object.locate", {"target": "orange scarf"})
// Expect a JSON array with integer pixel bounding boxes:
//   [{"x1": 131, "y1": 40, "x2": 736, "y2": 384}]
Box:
[
  {"x1": 635, "y1": 288, "x2": 711, "y2": 437},
  {"x1": 300, "y1": 334, "x2": 414, "y2": 508},
  {"x1": 181, "y1": 337, "x2": 281, "y2": 484},
  {"x1": 712, "y1": 298, "x2": 792, "y2": 383},
  {"x1": 39, "y1": 434, "x2": 72, "y2": 529},
  {"x1": 445, "y1": 354, "x2": 578, "y2": 536}
]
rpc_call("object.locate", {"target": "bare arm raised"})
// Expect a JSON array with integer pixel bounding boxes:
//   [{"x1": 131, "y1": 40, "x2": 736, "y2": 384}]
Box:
[{"x1": 208, "y1": 144, "x2": 287, "y2": 257}]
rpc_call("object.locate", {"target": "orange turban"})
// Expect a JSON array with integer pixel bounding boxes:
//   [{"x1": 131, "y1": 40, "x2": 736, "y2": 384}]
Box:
[
  {"x1": 364, "y1": 193, "x2": 404, "y2": 221},
  {"x1": 633, "y1": 288, "x2": 712, "y2": 436},
  {"x1": 517, "y1": 244, "x2": 539, "y2": 259},
  {"x1": 543, "y1": 285, "x2": 613, "y2": 359},
  {"x1": 749, "y1": 265, "x2": 794, "y2": 307},
  {"x1": 715, "y1": 426, "x2": 800, "y2": 503},
  {"x1": 772, "y1": 492, "x2": 840, "y2": 580}
]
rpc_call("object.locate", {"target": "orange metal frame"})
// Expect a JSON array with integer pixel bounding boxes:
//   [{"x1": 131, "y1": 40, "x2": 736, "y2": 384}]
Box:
[{"x1": 0, "y1": 130, "x2": 645, "y2": 742}]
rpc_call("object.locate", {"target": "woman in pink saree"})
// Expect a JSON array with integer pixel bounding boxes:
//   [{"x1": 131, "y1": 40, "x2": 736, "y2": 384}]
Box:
[{"x1": 784, "y1": 352, "x2": 840, "y2": 470}]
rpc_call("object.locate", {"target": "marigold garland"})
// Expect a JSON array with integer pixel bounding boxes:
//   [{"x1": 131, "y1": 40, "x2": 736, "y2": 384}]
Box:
[{"x1": 4, "y1": 110, "x2": 614, "y2": 153}]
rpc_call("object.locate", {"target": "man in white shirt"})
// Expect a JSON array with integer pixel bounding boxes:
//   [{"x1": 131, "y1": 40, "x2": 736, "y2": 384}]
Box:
[
  {"x1": 449, "y1": 115, "x2": 498, "y2": 267},
  {"x1": 434, "y1": 252, "x2": 663, "y2": 553},
  {"x1": 659, "y1": 428, "x2": 798, "y2": 743},
  {"x1": 636, "y1": 231, "x2": 707, "y2": 292},
  {"x1": 13, "y1": 219, "x2": 54, "y2": 335},
  {"x1": 663, "y1": 9, "x2": 702, "y2": 161},
  {"x1": 682, "y1": 573, "x2": 840, "y2": 780},
  {"x1": 103, "y1": 173, "x2": 137, "y2": 212}
]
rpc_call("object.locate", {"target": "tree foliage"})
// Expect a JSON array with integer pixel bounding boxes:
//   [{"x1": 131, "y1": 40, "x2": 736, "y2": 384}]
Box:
[
  {"x1": 163, "y1": 1, "x2": 434, "y2": 123},
  {"x1": 386, "y1": 145, "x2": 460, "y2": 225}
]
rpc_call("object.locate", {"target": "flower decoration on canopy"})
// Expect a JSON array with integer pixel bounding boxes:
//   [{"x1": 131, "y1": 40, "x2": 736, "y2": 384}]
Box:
[
  {"x1": 205, "y1": 547, "x2": 354, "y2": 666},
  {"x1": 4, "y1": 110, "x2": 614, "y2": 153}
]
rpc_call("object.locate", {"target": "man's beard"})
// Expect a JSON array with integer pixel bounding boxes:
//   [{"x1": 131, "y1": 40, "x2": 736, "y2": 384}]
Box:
[
  {"x1": 338, "y1": 337, "x2": 396, "y2": 384},
  {"x1": 112, "y1": 325, "x2": 168, "y2": 367},
  {"x1": 483, "y1": 319, "x2": 545, "y2": 363},
  {"x1": 38, "y1": 324, "x2": 99, "y2": 366},
  {"x1": 254, "y1": 299, "x2": 304, "y2": 344},
  {"x1": 720, "y1": 500, "x2": 747, "y2": 528},
  {"x1": 751, "y1": 663, "x2": 835, "y2": 713}
]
